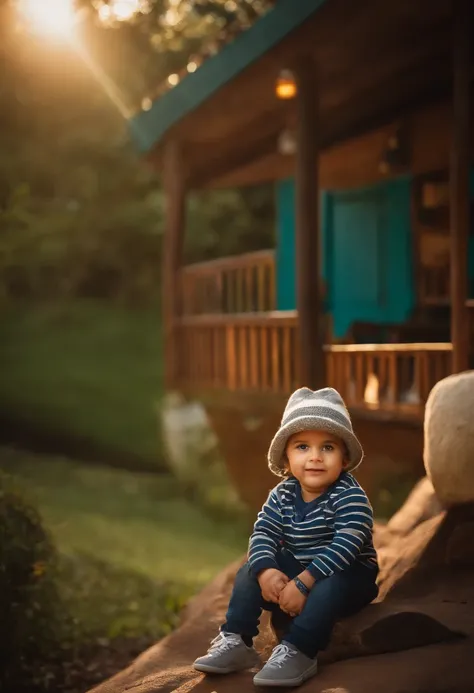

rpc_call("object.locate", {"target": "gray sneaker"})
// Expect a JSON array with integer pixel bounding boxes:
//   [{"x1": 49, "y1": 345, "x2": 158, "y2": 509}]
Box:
[
  {"x1": 253, "y1": 642, "x2": 318, "y2": 687},
  {"x1": 193, "y1": 632, "x2": 260, "y2": 674}
]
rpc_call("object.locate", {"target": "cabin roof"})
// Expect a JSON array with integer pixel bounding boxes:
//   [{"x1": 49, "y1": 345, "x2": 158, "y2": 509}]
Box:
[
  {"x1": 130, "y1": 0, "x2": 328, "y2": 154},
  {"x1": 130, "y1": 0, "x2": 454, "y2": 189}
]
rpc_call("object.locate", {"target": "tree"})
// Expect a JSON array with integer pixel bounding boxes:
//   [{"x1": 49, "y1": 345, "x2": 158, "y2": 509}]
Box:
[
  {"x1": 0, "y1": 0, "x2": 274, "y2": 302},
  {"x1": 67, "y1": 1, "x2": 273, "y2": 115}
]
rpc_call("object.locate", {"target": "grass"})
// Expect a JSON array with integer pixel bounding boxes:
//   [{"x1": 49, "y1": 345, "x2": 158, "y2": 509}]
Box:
[
  {"x1": 0, "y1": 300, "x2": 250, "y2": 690},
  {"x1": 0, "y1": 300, "x2": 164, "y2": 469},
  {"x1": 1, "y1": 448, "x2": 249, "y2": 643}
]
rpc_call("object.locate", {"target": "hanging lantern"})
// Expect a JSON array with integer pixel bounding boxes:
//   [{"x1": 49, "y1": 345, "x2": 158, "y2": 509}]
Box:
[
  {"x1": 277, "y1": 129, "x2": 297, "y2": 155},
  {"x1": 276, "y1": 69, "x2": 297, "y2": 99}
]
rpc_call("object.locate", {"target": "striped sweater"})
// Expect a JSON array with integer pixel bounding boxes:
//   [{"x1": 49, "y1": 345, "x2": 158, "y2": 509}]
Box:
[{"x1": 248, "y1": 472, "x2": 378, "y2": 580}]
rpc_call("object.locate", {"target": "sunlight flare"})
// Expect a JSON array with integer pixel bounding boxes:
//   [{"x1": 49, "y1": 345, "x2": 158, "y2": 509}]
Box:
[
  {"x1": 19, "y1": 0, "x2": 76, "y2": 38},
  {"x1": 112, "y1": 0, "x2": 140, "y2": 21},
  {"x1": 99, "y1": 0, "x2": 142, "y2": 22}
]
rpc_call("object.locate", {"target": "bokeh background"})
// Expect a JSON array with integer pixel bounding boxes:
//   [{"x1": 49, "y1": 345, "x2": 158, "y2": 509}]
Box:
[{"x1": 0, "y1": 2, "x2": 276, "y2": 691}]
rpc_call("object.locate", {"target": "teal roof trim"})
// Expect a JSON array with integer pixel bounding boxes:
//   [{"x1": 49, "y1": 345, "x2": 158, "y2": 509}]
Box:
[{"x1": 130, "y1": 0, "x2": 328, "y2": 154}]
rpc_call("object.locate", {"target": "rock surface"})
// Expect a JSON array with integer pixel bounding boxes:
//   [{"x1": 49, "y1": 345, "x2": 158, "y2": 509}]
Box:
[
  {"x1": 424, "y1": 371, "x2": 474, "y2": 506},
  {"x1": 385, "y1": 475, "x2": 442, "y2": 537},
  {"x1": 89, "y1": 499, "x2": 474, "y2": 693}
]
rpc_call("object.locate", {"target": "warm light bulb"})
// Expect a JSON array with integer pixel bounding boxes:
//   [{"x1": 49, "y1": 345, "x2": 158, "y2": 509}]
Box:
[{"x1": 276, "y1": 70, "x2": 297, "y2": 100}]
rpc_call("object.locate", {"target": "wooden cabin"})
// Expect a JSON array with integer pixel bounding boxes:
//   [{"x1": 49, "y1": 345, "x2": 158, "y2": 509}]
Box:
[{"x1": 130, "y1": 0, "x2": 473, "y2": 510}]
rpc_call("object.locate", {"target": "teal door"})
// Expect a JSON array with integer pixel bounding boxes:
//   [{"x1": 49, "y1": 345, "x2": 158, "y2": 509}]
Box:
[
  {"x1": 326, "y1": 177, "x2": 414, "y2": 338},
  {"x1": 275, "y1": 176, "x2": 414, "y2": 336},
  {"x1": 276, "y1": 178, "x2": 296, "y2": 310},
  {"x1": 331, "y1": 189, "x2": 386, "y2": 321}
]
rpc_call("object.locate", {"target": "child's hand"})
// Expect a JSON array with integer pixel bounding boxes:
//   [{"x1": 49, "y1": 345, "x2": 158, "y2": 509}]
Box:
[
  {"x1": 258, "y1": 568, "x2": 289, "y2": 603},
  {"x1": 278, "y1": 580, "x2": 307, "y2": 617}
]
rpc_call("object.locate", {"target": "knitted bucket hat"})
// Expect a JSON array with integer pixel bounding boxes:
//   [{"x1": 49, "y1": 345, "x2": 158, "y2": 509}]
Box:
[{"x1": 267, "y1": 387, "x2": 364, "y2": 477}]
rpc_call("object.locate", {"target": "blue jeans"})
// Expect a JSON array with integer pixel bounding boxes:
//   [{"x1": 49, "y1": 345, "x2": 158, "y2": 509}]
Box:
[{"x1": 222, "y1": 549, "x2": 378, "y2": 659}]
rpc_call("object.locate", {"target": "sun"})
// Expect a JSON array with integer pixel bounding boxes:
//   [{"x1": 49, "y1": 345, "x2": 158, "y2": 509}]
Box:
[{"x1": 19, "y1": 0, "x2": 77, "y2": 38}]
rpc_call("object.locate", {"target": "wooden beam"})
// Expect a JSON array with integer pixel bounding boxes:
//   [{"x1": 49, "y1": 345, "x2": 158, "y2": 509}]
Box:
[
  {"x1": 450, "y1": 0, "x2": 471, "y2": 373},
  {"x1": 205, "y1": 70, "x2": 449, "y2": 190},
  {"x1": 294, "y1": 58, "x2": 326, "y2": 390},
  {"x1": 189, "y1": 129, "x2": 280, "y2": 189},
  {"x1": 162, "y1": 140, "x2": 187, "y2": 388}
]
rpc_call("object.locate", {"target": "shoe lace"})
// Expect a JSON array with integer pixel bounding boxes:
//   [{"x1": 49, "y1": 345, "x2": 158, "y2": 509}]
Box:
[
  {"x1": 266, "y1": 643, "x2": 296, "y2": 668},
  {"x1": 207, "y1": 632, "x2": 241, "y2": 655}
]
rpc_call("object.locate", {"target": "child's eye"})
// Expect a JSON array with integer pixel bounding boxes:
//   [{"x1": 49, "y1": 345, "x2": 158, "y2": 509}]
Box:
[
  {"x1": 322, "y1": 444, "x2": 334, "y2": 452},
  {"x1": 296, "y1": 444, "x2": 308, "y2": 451}
]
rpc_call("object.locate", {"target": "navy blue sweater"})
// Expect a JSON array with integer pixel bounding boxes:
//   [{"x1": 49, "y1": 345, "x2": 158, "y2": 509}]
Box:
[{"x1": 248, "y1": 472, "x2": 378, "y2": 580}]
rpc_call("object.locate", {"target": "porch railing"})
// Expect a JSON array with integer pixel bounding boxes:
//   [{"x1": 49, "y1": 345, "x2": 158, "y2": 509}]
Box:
[
  {"x1": 180, "y1": 249, "x2": 275, "y2": 316},
  {"x1": 176, "y1": 314, "x2": 452, "y2": 416},
  {"x1": 327, "y1": 342, "x2": 452, "y2": 410},
  {"x1": 178, "y1": 312, "x2": 298, "y2": 392}
]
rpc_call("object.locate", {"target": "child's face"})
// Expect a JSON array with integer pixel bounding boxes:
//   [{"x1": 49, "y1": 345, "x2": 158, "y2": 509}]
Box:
[{"x1": 285, "y1": 429, "x2": 348, "y2": 498}]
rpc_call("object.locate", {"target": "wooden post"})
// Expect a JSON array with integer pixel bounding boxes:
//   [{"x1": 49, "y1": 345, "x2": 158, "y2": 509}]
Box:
[
  {"x1": 294, "y1": 58, "x2": 326, "y2": 389},
  {"x1": 162, "y1": 140, "x2": 186, "y2": 389},
  {"x1": 450, "y1": 0, "x2": 471, "y2": 373}
]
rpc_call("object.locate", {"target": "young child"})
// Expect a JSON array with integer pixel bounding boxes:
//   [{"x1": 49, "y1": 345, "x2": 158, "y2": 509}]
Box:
[{"x1": 193, "y1": 387, "x2": 379, "y2": 687}]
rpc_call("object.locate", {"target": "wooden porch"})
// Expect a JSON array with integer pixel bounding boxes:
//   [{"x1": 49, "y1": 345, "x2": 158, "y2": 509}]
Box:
[
  {"x1": 181, "y1": 250, "x2": 276, "y2": 315},
  {"x1": 178, "y1": 313, "x2": 452, "y2": 417},
  {"x1": 154, "y1": 0, "x2": 472, "y2": 407},
  {"x1": 130, "y1": 0, "x2": 473, "y2": 509},
  {"x1": 176, "y1": 251, "x2": 454, "y2": 420},
  {"x1": 179, "y1": 249, "x2": 456, "y2": 319}
]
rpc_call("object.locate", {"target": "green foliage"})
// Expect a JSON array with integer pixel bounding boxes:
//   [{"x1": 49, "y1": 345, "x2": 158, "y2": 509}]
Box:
[
  {"x1": 80, "y1": 1, "x2": 274, "y2": 107},
  {"x1": 0, "y1": 471, "x2": 63, "y2": 691},
  {"x1": 186, "y1": 186, "x2": 274, "y2": 263},
  {"x1": 0, "y1": 301, "x2": 165, "y2": 469},
  {"x1": 0, "y1": 1, "x2": 275, "y2": 304},
  {"x1": 58, "y1": 553, "x2": 185, "y2": 643},
  {"x1": 2, "y1": 450, "x2": 248, "y2": 639},
  {"x1": 0, "y1": 5, "x2": 162, "y2": 302},
  {"x1": 0, "y1": 449, "x2": 248, "y2": 690}
]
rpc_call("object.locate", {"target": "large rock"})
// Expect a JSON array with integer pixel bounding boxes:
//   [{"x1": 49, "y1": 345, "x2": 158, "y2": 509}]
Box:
[
  {"x1": 386, "y1": 475, "x2": 442, "y2": 537},
  {"x1": 424, "y1": 370, "x2": 474, "y2": 506},
  {"x1": 88, "y1": 503, "x2": 474, "y2": 693},
  {"x1": 88, "y1": 428, "x2": 474, "y2": 693},
  {"x1": 377, "y1": 503, "x2": 474, "y2": 597}
]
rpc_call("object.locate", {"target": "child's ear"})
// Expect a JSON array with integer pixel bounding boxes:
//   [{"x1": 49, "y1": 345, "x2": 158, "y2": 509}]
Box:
[{"x1": 341, "y1": 445, "x2": 351, "y2": 469}]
